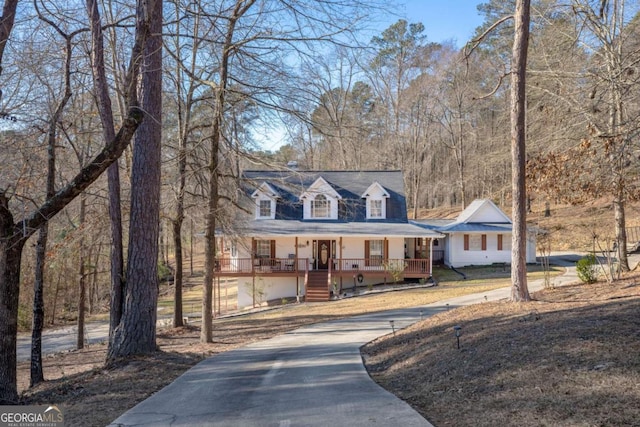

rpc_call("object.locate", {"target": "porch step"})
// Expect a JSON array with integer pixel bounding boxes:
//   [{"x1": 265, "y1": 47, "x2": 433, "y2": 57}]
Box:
[{"x1": 306, "y1": 271, "x2": 330, "y2": 302}]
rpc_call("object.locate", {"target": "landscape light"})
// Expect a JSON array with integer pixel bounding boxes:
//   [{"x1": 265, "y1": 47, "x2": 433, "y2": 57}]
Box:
[
  {"x1": 453, "y1": 325, "x2": 462, "y2": 349},
  {"x1": 389, "y1": 320, "x2": 395, "y2": 335}
]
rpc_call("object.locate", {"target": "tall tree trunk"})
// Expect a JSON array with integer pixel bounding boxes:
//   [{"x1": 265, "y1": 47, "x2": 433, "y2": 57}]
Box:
[
  {"x1": 172, "y1": 118, "x2": 186, "y2": 327},
  {"x1": 0, "y1": 0, "x2": 148, "y2": 402},
  {"x1": 77, "y1": 194, "x2": 87, "y2": 350},
  {"x1": 202, "y1": 180, "x2": 217, "y2": 343},
  {"x1": 88, "y1": 244, "x2": 99, "y2": 315},
  {"x1": 86, "y1": 0, "x2": 125, "y2": 337},
  {"x1": 50, "y1": 274, "x2": 61, "y2": 325},
  {"x1": 0, "y1": 199, "x2": 24, "y2": 403},
  {"x1": 457, "y1": 115, "x2": 466, "y2": 209},
  {"x1": 172, "y1": 218, "x2": 184, "y2": 327},
  {"x1": 166, "y1": 43, "x2": 190, "y2": 311},
  {"x1": 510, "y1": 0, "x2": 531, "y2": 302},
  {"x1": 30, "y1": 224, "x2": 47, "y2": 386},
  {"x1": 107, "y1": 0, "x2": 163, "y2": 361},
  {"x1": 610, "y1": 65, "x2": 630, "y2": 272},
  {"x1": 614, "y1": 189, "x2": 629, "y2": 272},
  {"x1": 30, "y1": 27, "x2": 73, "y2": 386},
  {"x1": 107, "y1": 165, "x2": 124, "y2": 337}
]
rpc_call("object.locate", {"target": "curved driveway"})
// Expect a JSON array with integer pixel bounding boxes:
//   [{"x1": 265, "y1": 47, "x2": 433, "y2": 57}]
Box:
[{"x1": 109, "y1": 255, "x2": 580, "y2": 427}]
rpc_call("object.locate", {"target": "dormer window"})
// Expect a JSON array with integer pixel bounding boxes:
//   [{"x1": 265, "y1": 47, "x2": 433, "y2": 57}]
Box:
[
  {"x1": 370, "y1": 199, "x2": 383, "y2": 218},
  {"x1": 311, "y1": 195, "x2": 330, "y2": 218},
  {"x1": 362, "y1": 182, "x2": 389, "y2": 219},
  {"x1": 300, "y1": 177, "x2": 341, "y2": 220},
  {"x1": 259, "y1": 200, "x2": 272, "y2": 218},
  {"x1": 251, "y1": 182, "x2": 279, "y2": 220}
]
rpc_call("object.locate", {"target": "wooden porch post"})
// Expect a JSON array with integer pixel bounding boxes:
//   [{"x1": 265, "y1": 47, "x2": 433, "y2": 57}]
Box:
[
  {"x1": 295, "y1": 236, "x2": 300, "y2": 302},
  {"x1": 251, "y1": 237, "x2": 256, "y2": 307},
  {"x1": 384, "y1": 237, "x2": 388, "y2": 284},
  {"x1": 339, "y1": 236, "x2": 343, "y2": 291},
  {"x1": 429, "y1": 237, "x2": 434, "y2": 276}
]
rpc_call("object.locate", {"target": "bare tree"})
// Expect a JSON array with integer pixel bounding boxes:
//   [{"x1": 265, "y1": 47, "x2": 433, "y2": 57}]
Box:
[
  {"x1": 28, "y1": 3, "x2": 77, "y2": 385},
  {"x1": 572, "y1": 0, "x2": 640, "y2": 271},
  {"x1": 164, "y1": 0, "x2": 214, "y2": 328},
  {"x1": 0, "y1": 0, "x2": 150, "y2": 404}
]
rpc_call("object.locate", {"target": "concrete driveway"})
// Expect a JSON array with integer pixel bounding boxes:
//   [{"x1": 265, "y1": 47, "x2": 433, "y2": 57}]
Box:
[{"x1": 108, "y1": 255, "x2": 580, "y2": 427}]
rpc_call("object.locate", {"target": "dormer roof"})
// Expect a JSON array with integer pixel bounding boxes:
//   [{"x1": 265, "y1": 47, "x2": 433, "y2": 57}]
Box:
[
  {"x1": 300, "y1": 177, "x2": 342, "y2": 201},
  {"x1": 241, "y1": 170, "x2": 408, "y2": 222},
  {"x1": 251, "y1": 182, "x2": 280, "y2": 199},
  {"x1": 361, "y1": 182, "x2": 390, "y2": 198}
]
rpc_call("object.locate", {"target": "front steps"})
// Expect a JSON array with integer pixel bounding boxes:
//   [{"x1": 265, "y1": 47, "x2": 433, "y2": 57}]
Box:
[{"x1": 306, "y1": 271, "x2": 330, "y2": 302}]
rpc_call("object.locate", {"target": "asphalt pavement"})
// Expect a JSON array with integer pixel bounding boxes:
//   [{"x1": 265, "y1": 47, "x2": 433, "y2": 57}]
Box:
[
  {"x1": 17, "y1": 321, "x2": 110, "y2": 362},
  {"x1": 107, "y1": 254, "x2": 581, "y2": 427}
]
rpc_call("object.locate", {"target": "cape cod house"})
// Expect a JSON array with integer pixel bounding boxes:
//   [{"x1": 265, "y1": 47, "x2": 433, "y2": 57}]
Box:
[
  {"x1": 215, "y1": 170, "x2": 444, "y2": 307},
  {"x1": 411, "y1": 199, "x2": 537, "y2": 268}
]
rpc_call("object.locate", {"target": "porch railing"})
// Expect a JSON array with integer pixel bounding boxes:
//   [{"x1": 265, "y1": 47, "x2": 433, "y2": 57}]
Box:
[
  {"x1": 213, "y1": 257, "x2": 431, "y2": 276},
  {"x1": 330, "y1": 258, "x2": 429, "y2": 274},
  {"x1": 214, "y1": 257, "x2": 309, "y2": 274}
]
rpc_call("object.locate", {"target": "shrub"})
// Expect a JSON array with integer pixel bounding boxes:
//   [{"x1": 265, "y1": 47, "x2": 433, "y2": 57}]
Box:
[
  {"x1": 576, "y1": 254, "x2": 598, "y2": 284},
  {"x1": 157, "y1": 262, "x2": 172, "y2": 281}
]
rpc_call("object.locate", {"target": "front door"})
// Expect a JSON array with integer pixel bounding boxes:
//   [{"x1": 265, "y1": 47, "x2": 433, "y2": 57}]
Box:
[
  {"x1": 414, "y1": 237, "x2": 429, "y2": 259},
  {"x1": 317, "y1": 240, "x2": 332, "y2": 270}
]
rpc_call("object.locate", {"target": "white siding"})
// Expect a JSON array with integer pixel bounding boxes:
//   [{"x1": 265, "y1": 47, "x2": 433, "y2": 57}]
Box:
[
  {"x1": 447, "y1": 233, "x2": 512, "y2": 268},
  {"x1": 238, "y1": 277, "x2": 300, "y2": 309}
]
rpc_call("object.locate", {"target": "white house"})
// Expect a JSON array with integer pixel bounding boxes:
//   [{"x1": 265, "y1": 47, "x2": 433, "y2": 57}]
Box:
[
  {"x1": 215, "y1": 170, "x2": 444, "y2": 308},
  {"x1": 412, "y1": 199, "x2": 537, "y2": 268}
]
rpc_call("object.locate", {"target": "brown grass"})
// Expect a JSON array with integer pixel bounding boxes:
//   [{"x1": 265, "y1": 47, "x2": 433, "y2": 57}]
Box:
[{"x1": 362, "y1": 274, "x2": 640, "y2": 426}]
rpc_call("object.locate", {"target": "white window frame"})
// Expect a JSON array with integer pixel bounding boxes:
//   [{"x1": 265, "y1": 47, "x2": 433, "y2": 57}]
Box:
[
  {"x1": 311, "y1": 194, "x2": 331, "y2": 218},
  {"x1": 369, "y1": 199, "x2": 383, "y2": 218},
  {"x1": 258, "y1": 200, "x2": 272, "y2": 218}
]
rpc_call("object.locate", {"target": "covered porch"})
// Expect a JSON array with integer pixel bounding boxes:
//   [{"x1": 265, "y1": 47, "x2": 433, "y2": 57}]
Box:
[
  {"x1": 220, "y1": 222, "x2": 444, "y2": 303},
  {"x1": 214, "y1": 256, "x2": 432, "y2": 278}
]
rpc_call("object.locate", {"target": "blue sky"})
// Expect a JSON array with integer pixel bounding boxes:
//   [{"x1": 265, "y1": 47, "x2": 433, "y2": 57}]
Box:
[{"x1": 389, "y1": 0, "x2": 486, "y2": 47}]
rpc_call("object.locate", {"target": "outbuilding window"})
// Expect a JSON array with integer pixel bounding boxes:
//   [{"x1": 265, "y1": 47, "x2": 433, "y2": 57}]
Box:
[{"x1": 464, "y1": 234, "x2": 487, "y2": 251}]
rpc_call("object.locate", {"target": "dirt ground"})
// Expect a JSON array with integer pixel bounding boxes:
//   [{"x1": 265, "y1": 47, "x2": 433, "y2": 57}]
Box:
[{"x1": 362, "y1": 272, "x2": 640, "y2": 427}]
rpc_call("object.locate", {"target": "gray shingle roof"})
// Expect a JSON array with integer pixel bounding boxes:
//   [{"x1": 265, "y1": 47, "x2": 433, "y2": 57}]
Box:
[{"x1": 242, "y1": 170, "x2": 408, "y2": 222}]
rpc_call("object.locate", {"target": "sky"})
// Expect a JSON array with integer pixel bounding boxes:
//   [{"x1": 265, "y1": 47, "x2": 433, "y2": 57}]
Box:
[
  {"x1": 258, "y1": 1, "x2": 488, "y2": 151},
  {"x1": 390, "y1": 0, "x2": 486, "y2": 47}
]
